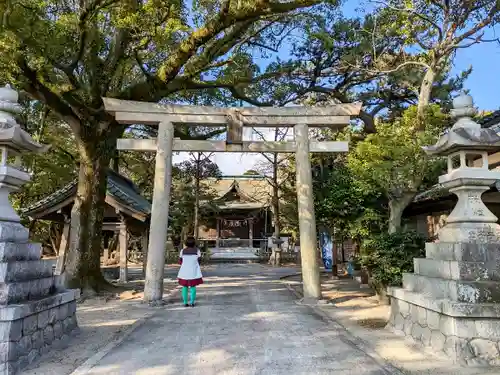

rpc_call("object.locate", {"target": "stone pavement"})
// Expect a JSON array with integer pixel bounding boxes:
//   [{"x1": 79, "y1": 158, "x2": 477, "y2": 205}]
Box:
[{"x1": 79, "y1": 264, "x2": 394, "y2": 375}]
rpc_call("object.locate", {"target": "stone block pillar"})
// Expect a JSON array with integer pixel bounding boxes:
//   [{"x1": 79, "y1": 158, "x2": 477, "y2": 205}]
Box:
[{"x1": 0, "y1": 85, "x2": 79, "y2": 375}]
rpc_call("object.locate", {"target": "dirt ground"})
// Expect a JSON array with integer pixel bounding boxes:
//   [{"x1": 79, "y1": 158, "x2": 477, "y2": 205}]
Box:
[
  {"x1": 283, "y1": 273, "x2": 390, "y2": 330},
  {"x1": 22, "y1": 266, "x2": 179, "y2": 375}
]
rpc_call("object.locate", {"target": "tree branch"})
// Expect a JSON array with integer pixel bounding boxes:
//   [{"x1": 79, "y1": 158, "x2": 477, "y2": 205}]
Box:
[
  {"x1": 372, "y1": 0, "x2": 444, "y2": 41},
  {"x1": 446, "y1": 1, "x2": 500, "y2": 51},
  {"x1": 17, "y1": 56, "x2": 82, "y2": 137},
  {"x1": 157, "y1": 0, "x2": 320, "y2": 83}
]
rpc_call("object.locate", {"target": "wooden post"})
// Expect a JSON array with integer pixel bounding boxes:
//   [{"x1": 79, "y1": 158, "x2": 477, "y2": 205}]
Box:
[
  {"x1": 119, "y1": 219, "x2": 128, "y2": 283},
  {"x1": 144, "y1": 121, "x2": 175, "y2": 302},
  {"x1": 216, "y1": 218, "x2": 220, "y2": 248},
  {"x1": 55, "y1": 217, "x2": 70, "y2": 276},
  {"x1": 248, "y1": 218, "x2": 253, "y2": 247},
  {"x1": 141, "y1": 228, "x2": 149, "y2": 278},
  {"x1": 295, "y1": 123, "x2": 321, "y2": 302},
  {"x1": 103, "y1": 234, "x2": 110, "y2": 262}
]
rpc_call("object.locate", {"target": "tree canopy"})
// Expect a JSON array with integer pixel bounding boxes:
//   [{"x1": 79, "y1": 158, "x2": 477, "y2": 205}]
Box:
[{"x1": 0, "y1": 0, "x2": 330, "y2": 292}]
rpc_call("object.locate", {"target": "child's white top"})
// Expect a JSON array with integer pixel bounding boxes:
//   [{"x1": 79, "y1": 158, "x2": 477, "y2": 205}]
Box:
[{"x1": 177, "y1": 248, "x2": 203, "y2": 280}]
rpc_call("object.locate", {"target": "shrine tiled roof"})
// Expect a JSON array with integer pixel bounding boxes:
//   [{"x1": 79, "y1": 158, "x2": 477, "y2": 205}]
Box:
[
  {"x1": 479, "y1": 110, "x2": 500, "y2": 128},
  {"x1": 22, "y1": 169, "x2": 151, "y2": 219},
  {"x1": 413, "y1": 184, "x2": 451, "y2": 203},
  {"x1": 209, "y1": 176, "x2": 271, "y2": 204}
]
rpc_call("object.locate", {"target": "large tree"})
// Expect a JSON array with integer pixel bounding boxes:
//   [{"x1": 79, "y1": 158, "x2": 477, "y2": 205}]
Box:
[
  {"x1": 175, "y1": 153, "x2": 221, "y2": 239},
  {"x1": 0, "y1": 0, "x2": 327, "y2": 293},
  {"x1": 348, "y1": 105, "x2": 448, "y2": 233},
  {"x1": 252, "y1": 127, "x2": 293, "y2": 266},
  {"x1": 168, "y1": 157, "x2": 221, "y2": 243},
  {"x1": 361, "y1": 0, "x2": 500, "y2": 122}
]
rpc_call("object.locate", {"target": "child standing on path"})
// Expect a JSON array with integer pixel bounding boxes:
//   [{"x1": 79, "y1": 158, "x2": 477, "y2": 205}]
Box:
[{"x1": 177, "y1": 236, "x2": 203, "y2": 307}]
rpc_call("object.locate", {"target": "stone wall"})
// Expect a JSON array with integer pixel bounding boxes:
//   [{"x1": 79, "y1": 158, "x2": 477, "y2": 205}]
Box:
[
  {"x1": 388, "y1": 297, "x2": 500, "y2": 366},
  {"x1": 0, "y1": 296, "x2": 78, "y2": 375}
]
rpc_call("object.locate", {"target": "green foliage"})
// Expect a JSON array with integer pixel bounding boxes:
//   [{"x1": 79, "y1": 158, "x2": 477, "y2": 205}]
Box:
[
  {"x1": 312, "y1": 156, "x2": 384, "y2": 239},
  {"x1": 11, "y1": 106, "x2": 78, "y2": 254},
  {"x1": 243, "y1": 169, "x2": 261, "y2": 175},
  {"x1": 168, "y1": 156, "x2": 221, "y2": 236},
  {"x1": 360, "y1": 230, "x2": 426, "y2": 292},
  {"x1": 348, "y1": 105, "x2": 448, "y2": 200},
  {"x1": 346, "y1": 105, "x2": 449, "y2": 232}
]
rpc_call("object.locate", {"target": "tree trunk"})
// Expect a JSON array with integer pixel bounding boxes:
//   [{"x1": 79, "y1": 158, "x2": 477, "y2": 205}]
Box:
[
  {"x1": 388, "y1": 193, "x2": 416, "y2": 234},
  {"x1": 417, "y1": 67, "x2": 437, "y2": 125},
  {"x1": 63, "y1": 129, "x2": 117, "y2": 294},
  {"x1": 269, "y1": 154, "x2": 281, "y2": 266},
  {"x1": 193, "y1": 153, "x2": 201, "y2": 239}
]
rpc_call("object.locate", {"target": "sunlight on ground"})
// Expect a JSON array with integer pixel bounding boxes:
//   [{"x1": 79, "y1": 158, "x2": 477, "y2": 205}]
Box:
[
  {"x1": 266, "y1": 287, "x2": 287, "y2": 292},
  {"x1": 134, "y1": 365, "x2": 176, "y2": 375},
  {"x1": 191, "y1": 349, "x2": 232, "y2": 365},
  {"x1": 86, "y1": 319, "x2": 137, "y2": 328},
  {"x1": 375, "y1": 337, "x2": 434, "y2": 366},
  {"x1": 78, "y1": 305, "x2": 120, "y2": 313},
  {"x1": 84, "y1": 365, "x2": 121, "y2": 374},
  {"x1": 242, "y1": 311, "x2": 281, "y2": 320}
]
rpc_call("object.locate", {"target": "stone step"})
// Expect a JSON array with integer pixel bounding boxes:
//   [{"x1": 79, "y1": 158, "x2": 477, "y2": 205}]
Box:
[
  {"x1": 0, "y1": 242, "x2": 42, "y2": 262},
  {"x1": 0, "y1": 289, "x2": 80, "y2": 321},
  {"x1": 414, "y1": 258, "x2": 500, "y2": 281},
  {"x1": 0, "y1": 223, "x2": 29, "y2": 243},
  {"x1": 389, "y1": 287, "x2": 500, "y2": 319},
  {"x1": 402, "y1": 273, "x2": 500, "y2": 303},
  {"x1": 0, "y1": 260, "x2": 54, "y2": 283},
  {"x1": 0, "y1": 277, "x2": 56, "y2": 305},
  {"x1": 210, "y1": 253, "x2": 259, "y2": 260},
  {"x1": 425, "y1": 242, "x2": 500, "y2": 262}
]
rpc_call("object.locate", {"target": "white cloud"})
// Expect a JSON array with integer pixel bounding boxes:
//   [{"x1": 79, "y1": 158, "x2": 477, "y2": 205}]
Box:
[
  {"x1": 172, "y1": 152, "x2": 263, "y2": 175},
  {"x1": 172, "y1": 127, "x2": 294, "y2": 175}
]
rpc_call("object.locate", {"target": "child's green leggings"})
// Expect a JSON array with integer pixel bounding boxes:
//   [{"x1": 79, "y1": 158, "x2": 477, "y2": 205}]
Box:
[{"x1": 181, "y1": 286, "x2": 197, "y2": 305}]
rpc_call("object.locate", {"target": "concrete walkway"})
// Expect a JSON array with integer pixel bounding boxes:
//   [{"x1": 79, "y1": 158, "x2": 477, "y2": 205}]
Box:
[{"x1": 82, "y1": 264, "x2": 393, "y2": 375}]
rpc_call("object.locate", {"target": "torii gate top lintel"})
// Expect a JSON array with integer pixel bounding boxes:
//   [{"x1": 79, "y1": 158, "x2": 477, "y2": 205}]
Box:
[{"x1": 102, "y1": 97, "x2": 362, "y2": 128}]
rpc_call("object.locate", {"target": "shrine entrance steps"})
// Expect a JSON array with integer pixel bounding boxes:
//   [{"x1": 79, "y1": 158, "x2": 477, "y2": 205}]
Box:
[{"x1": 208, "y1": 247, "x2": 260, "y2": 264}]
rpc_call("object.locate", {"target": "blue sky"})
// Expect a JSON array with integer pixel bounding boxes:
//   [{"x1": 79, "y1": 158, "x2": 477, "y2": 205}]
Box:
[
  {"x1": 342, "y1": 0, "x2": 500, "y2": 111},
  {"x1": 174, "y1": 1, "x2": 500, "y2": 175},
  {"x1": 452, "y1": 40, "x2": 500, "y2": 111}
]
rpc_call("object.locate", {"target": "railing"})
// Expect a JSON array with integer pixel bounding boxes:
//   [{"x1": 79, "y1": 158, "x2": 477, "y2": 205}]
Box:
[{"x1": 199, "y1": 238, "x2": 268, "y2": 248}]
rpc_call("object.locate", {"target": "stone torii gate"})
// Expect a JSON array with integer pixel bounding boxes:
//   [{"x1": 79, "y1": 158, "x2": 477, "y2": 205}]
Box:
[{"x1": 103, "y1": 98, "x2": 361, "y2": 303}]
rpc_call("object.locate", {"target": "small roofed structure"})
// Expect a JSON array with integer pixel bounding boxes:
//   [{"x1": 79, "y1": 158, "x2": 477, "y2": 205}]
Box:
[
  {"x1": 198, "y1": 175, "x2": 272, "y2": 249},
  {"x1": 22, "y1": 168, "x2": 151, "y2": 282}
]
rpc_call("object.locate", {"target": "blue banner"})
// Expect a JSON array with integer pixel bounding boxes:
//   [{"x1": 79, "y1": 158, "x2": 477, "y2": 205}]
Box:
[{"x1": 319, "y1": 230, "x2": 333, "y2": 270}]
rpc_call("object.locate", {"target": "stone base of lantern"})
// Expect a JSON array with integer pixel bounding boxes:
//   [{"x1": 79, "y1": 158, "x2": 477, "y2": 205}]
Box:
[
  {"x1": 387, "y1": 242, "x2": 500, "y2": 366},
  {"x1": 0, "y1": 224, "x2": 79, "y2": 375},
  {"x1": 437, "y1": 222, "x2": 500, "y2": 243}
]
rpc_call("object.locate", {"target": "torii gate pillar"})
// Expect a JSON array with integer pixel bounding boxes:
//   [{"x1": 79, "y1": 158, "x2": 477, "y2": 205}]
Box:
[
  {"x1": 295, "y1": 123, "x2": 321, "y2": 301},
  {"x1": 144, "y1": 121, "x2": 175, "y2": 302}
]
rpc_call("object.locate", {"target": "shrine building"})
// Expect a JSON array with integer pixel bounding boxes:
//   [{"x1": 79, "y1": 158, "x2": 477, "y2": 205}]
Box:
[{"x1": 198, "y1": 174, "x2": 273, "y2": 250}]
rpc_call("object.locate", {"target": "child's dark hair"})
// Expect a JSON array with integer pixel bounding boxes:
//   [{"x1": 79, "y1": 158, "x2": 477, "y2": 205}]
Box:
[{"x1": 185, "y1": 236, "x2": 196, "y2": 248}]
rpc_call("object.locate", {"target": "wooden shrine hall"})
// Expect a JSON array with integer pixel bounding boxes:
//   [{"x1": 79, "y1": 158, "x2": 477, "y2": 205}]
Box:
[
  {"x1": 21, "y1": 168, "x2": 151, "y2": 282},
  {"x1": 198, "y1": 175, "x2": 272, "y2": 249}
]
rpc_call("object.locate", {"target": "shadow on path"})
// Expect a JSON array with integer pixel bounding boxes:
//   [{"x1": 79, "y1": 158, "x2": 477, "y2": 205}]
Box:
[{"x1": 84, "y1": 264, "x2": 393, "y2": 375}]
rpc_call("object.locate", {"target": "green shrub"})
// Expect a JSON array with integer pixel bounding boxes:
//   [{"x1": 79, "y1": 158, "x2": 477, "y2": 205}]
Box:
[
  {"x1": 360, "y1": 231, "x2": 426, "y2": 293},
  {"x1": 350, "y1": 254, "x2": 362, "y2": 271}
]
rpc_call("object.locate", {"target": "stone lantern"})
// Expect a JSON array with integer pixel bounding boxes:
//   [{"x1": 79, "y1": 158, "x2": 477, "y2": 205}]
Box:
[
  {"x1": 387, "y1": 93, "x2": 500, "y2": 366},
  {"x1": 423, "y1": 93, "x2": 500, "y2": 243},
  {"x1": 0, "y1": 84, "x2": 48, "y2": 223},
  {"x1": 0, "y1": 85, "x2": 79, "y2": 375}
]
